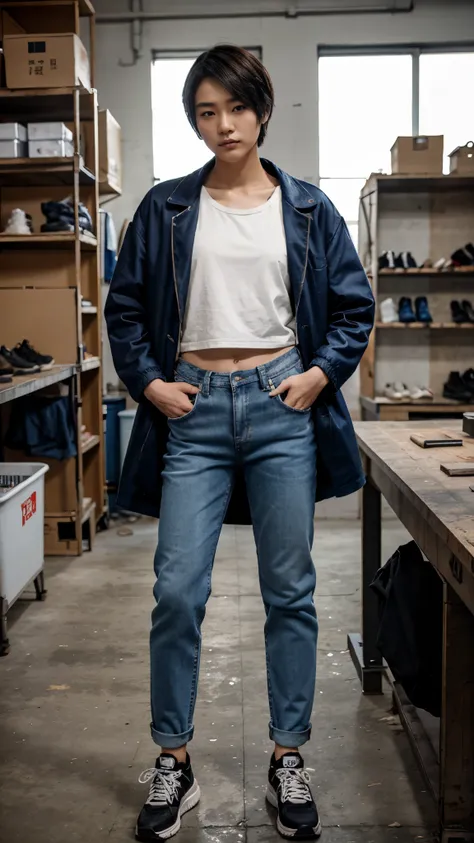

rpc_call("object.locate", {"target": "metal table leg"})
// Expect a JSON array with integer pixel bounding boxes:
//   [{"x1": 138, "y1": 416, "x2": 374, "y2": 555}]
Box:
[{"x1": 348, "y1": 472, "x2": 383, "y2": 694}]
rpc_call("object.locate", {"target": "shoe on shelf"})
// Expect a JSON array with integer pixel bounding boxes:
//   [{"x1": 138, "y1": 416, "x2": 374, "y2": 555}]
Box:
[
  {"x1": 378, "y1": 250, "x2": 397, "y2": 270},
  {"x1": 415, "y1": 296, "x2": 433, "y2": 323},
  {"x1": 0, "y1": 346, "x2": 40, "y2": 374},
  {"x1": 451, "y1": 247, "x2": 474, "y2": 267},
  {"x1": 267, "y1": 752, "x2": 321, "y2": 840},
  {"x1": 396, "y1": 251, "x2": 417, "y2": 269},
  {"x1": 464, "y1": 243, "x2": 474, "y2": 261},
  {"x1": 384, "y1": 383, "x2": 405, "y2": 401},
  {"x1": 398, "y1": 297, "x2": 417, "y2": 323},
  {"x1": 0, "y1": 373, "x2": 13, "y2": 384},
  {"x1": 393, "y1": 382, "x2": 410, "y2": 399},
  {"x1": 462, "y1": 368, "x2": 474, "y2": 397},
  {"x1": 461, "y1": 300, "x2": 474, "y2": 322},
  {"x1": 451, "y1": 300, "x2": 470, "y2": 324},
  {"x1": 380, "y1": 297, "x2": 399, "y2": 324},
  {"x1": 418, "y1": 386, "x2": 434, "y2": 400},
  {"x1": 443, "y1": 371, "x2": 473, "y2": 403},
  {"x1": 409, "y1": 385, "x2": 426, "y2": 400},
  {"x1": 15, "y1": 339, "x2": 54, "y2": 371},
  {"x1": 136, "y1": 753, "x2": 200, "y2": 842},
  {"x1": 1, "y1": 208, "x2": 32, "y2": 235}
]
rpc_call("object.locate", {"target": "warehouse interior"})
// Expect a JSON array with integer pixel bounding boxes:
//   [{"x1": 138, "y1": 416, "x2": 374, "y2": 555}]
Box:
[{"x1": 1, "y1": 1, "x2": 474, "y2": 842}]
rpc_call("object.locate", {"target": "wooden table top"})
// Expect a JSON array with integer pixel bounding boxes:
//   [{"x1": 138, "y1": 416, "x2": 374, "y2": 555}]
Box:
[{"x1": 355, "y1": 420, "x2": 474, "y2": 572}]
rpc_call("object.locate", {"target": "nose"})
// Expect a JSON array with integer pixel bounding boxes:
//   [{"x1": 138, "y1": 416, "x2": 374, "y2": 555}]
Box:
[{"x1": 218, "y1": 112, "x2": 234, "y2": 135}]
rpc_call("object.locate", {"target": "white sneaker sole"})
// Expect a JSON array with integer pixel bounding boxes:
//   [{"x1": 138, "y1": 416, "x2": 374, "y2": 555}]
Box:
[
  {"x1": 266, "y1": 784, "x2": 322, "y2": 839},
  {"x1": 135, "y1": 779, "x2": 201, "y2": 841}
]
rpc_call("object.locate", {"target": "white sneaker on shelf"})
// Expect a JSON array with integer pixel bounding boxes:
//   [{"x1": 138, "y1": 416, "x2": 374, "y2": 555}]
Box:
[
  {"x1": 380, "y1": 298, "x2": 399, "y2": 323},
  {"x1": 418, "y1": 386, "x2": 434, "y2": 400},
  {"x1": 409, "y1": 385, "x2": 425, "y2": 400},
  {"x1": 394, "y1": 382, "x2": 411, "y2": 399},
  {"x1": 384, "y1": 383, "x2": 404, "y2": 401},
  {"x1": 2, "y1": 208, "x2": 31, "y2": 235}
]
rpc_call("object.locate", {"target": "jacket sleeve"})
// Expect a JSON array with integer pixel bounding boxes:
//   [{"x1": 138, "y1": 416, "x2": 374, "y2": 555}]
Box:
[
  {"x1": 310, "y1": 215, "x2": 375, "y2": 391},
  {"x1": 104, "y1": 208, "x2": 165, "y2": 403}
]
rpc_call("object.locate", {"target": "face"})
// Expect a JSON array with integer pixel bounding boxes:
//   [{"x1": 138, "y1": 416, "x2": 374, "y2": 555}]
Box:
[{"x1": 195, "y1": 77, "x2": 264, "y2": 161}]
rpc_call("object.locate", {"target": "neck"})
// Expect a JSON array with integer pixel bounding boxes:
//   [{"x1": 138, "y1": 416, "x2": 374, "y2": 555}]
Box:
[{"x1": 209, "y1": 147, "x2": 270, "y2": 188}]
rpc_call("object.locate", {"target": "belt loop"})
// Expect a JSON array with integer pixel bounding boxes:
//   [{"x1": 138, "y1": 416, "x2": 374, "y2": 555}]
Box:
[
  {"x1": 257, "y1": 362, "x2": 271, "y2": 391},
  {"x1": 201, "y1": 370, "x2": 211, "y2": 397}
]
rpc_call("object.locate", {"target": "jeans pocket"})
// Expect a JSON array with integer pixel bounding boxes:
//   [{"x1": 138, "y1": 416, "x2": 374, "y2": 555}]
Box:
[
  {"x1": 276, "y1": 394, "x2": 312, "y2": 414},
  {"x1": 270, "y1": 364, "x2": 311, "y2": 414},
  {"x1": 168, "y1": 391, "x2": 200, "y2": 422}
]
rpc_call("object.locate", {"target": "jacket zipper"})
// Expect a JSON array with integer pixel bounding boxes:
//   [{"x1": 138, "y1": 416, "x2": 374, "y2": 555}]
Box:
[
  {"x1": 295, "y1": 215, "x2": 312, "y2": 345},
  {"x1": 170, "y1": 206, "x2": 191, "y2": 359}
]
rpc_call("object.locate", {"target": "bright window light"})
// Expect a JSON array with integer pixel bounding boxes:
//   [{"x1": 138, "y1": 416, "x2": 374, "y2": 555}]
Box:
[
  {"x1": 419, "y1": 53, "x2": 474, "y2": 173},
  {"x1": 151, "y1": 58, "x2": 212, "y2": 183}
]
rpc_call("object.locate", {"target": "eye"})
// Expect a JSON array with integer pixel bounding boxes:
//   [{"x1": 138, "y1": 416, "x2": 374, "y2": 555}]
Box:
[
  {"x1": 200, "y1": 110, "x2": 214, "y2": 118},
  {"x1": 233, "y1": 105, "x2": 246, "y2": 112}
]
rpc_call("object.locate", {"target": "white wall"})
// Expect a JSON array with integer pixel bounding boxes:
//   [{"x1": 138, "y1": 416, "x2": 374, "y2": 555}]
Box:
[{"x1": 95, "y1": 0, "x2": 474, "y2": 402}]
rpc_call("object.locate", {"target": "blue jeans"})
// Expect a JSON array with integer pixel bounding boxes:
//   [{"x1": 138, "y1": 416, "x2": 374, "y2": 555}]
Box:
[{"x1": 150, "y1": 347, "x2": 318, "y2": 750}]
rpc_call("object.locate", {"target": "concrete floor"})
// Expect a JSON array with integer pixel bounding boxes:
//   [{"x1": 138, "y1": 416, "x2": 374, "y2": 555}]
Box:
[{"x1": 0, "y1": 518, "x2": 436, "y2": 843}]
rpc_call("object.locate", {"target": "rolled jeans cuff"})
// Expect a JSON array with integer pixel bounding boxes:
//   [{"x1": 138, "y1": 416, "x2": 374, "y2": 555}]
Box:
[
  {"x1": 150, "y1": 723, "x2": 194, "y2": 749},
  {"x1": 269, "y1": 722, "x2": 312, "y2": 748}
]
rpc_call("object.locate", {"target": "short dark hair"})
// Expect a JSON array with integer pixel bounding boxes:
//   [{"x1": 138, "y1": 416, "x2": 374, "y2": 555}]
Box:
[{"x1": 182, "y1": 45, "x2": 274, "y2": 147}]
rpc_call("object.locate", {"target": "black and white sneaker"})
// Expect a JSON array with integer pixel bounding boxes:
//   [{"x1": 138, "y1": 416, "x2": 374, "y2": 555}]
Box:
[
  {"x1": 267, "y1": 752, "x2": 322, "y2": 839},
  {"x1": 136, "y1": 752, "x2": 200, "y2": 841},
  {"x1": 16, "y1": 339, "x2": 55, "y2": 371}
]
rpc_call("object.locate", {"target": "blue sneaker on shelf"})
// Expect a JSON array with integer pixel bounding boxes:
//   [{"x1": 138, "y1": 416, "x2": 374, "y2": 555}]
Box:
[
  {"x1": 398, "y1": 297, "x2": 417, "y2": 323},
  {"x1": 415, "y1": 296, "x2": 433, "y2": 323}
]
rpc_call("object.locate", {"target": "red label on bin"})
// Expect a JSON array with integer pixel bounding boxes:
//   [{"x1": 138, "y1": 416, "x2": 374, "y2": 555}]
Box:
[{"x1": 21, "y1": 492, "x2": 37, "y2": 526}]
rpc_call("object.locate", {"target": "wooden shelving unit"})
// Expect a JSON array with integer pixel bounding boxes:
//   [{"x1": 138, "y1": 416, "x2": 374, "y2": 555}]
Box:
[
  {"x1": 0, "y1": 3, "x2": 106, "y2": 556},
  {"x1": 358, "y1": 173, "x2": 474, "y2": 421}
]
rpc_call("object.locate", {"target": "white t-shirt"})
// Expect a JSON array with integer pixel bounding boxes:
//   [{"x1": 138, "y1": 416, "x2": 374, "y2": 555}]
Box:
[{"x1": 180, "y1": 186, "x2": 296, "y2": 352}]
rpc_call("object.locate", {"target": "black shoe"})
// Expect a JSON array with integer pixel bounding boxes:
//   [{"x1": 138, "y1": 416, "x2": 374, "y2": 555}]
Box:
[
  {"x1": 136, "y1": 753, "x2": 200, "y2": 842},
  {"x1": 267, "y1": 752, "x2": 321, "y2": 840},
  {"x1": 462, "y1": 368, "x2": 474, "y2": 397},
  {"x1": 0, "y1": 346, "x2": 40, "y2": 374},
  {"x1": 398, "y1": 296, "x2": 417, "y2": 323},
  {"x1": 396, "y1": 251, "x2": 417, "y2": 269},
  {"x1": 451, "y1": 300, "x2": 470, "y2": 324},
  {"x1": 16, "y1": 339, "x2": 54, "y2": 371},
  {"x1": 443, "y1": 371, "x2": 473, "y2": 403},
  {"x1": 0, "y1": 373, "x2": 12, "y2": 384},
  {"x1": 451, "y1": 247, "x2": 474, "y2": 267},
  {"x1": 415, "y1": 296, "x2": 433, "y2": 323},
  {"x1": 461, "y1": 300, "x2": 474, "y2": 322}
]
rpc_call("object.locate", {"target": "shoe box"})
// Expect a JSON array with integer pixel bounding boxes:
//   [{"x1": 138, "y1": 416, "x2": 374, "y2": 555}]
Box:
[
  {"x1": 448, "y1": 142, "x2": 474, "y2": 175},
  {"x1": 391, "y1": 135, "x2": 444, "y2": 175},
  {"x1": 83, "y1": 110, "x2": 122, "y2": 195},
  {"x1": 28, "y1": 125, "x2": 74, "y2": 159},
  {"x1": 4, "y1": 32, "x2": 90, "y2": 90},
  {"x1": 0, "y1": 123, "x2": 27, "y2": 158}
]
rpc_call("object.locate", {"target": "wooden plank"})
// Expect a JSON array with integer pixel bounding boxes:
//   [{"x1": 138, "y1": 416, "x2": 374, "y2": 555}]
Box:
[
  {"x1": 440, "y1": 585, "x2": 474, "y2": 836},
  {"x1": 441, "y1": 462, "x2": 474, "y2": 477}
]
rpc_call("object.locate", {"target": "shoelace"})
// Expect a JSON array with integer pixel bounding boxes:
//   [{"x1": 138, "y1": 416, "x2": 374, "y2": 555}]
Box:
[
  {"x1": 275, "y1": 768, "x2": 312, "y2": 804},
  {"x1": 138, "y1": 767, "x2": 183, "y2": 806}
]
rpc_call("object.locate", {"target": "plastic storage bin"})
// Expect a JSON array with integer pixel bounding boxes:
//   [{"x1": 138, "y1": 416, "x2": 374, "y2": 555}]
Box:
[
  {"x1": 0, "y1": 463, "x2": 49, "y2": 655},
  {"x1": 118, "y1": 409, "x2": 137, "y2": 471}
]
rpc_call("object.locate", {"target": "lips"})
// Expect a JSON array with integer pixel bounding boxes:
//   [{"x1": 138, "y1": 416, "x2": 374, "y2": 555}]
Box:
[{"x1": 220, "y1": 140, "x2": 239, "y2": 147}]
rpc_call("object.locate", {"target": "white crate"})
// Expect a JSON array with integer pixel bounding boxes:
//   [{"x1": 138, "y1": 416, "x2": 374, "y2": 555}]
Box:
[{"x1": 0, "y1": 464, "x2": 49, "y2": 609}]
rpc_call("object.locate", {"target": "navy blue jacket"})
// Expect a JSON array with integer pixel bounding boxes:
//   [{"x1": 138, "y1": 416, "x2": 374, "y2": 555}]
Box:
[{"x1": 105, "y1": 158, "x2": 375, "y2": 522}]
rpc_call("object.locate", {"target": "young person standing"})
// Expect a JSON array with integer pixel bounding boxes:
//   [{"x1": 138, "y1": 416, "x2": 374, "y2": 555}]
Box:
[{"x1": 105, "y1": 45, "x2": 374, "y2": 842}]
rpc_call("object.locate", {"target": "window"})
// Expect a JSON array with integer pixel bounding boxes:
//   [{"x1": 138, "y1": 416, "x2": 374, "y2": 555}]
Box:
[
  {"x1": 318, "y1": 47, "x2": 474, "y2": 245},
  {"x1": 151, "y1": 58, "x2": 211, "y2": 184},
  {"x1": 419, "y1": 52, "x2": 474, "y2": 173}
]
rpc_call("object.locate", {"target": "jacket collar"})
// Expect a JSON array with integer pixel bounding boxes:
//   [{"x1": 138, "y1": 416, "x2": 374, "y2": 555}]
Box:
[{"x1": 166, "y1": 157, "x2": 318, "y2": 212}]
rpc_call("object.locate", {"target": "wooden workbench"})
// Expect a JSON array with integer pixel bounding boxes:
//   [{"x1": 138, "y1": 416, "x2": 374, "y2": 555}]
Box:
[{"x1": 349, "y1": 421, "x2": 474, "y2": 843}]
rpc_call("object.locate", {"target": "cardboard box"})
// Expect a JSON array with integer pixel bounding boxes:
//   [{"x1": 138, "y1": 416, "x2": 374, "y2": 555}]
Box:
[
  {"x1": 99, "y1": 110, "x2": 122, "y2": 194},
  {"x1": 0, "y1": 122, "x2": 27, "y2": 141},
  {"x1": 448, "y1": 142, "x2": 474, "y2": 175},
  {"x1": 4, "y1": 33, "x2": 90, "y2": 90},
  {"x1": 0, "y1": 139, "x2": 27, "y2": 158},
  {"x1": 0, "y1": 50, "x2": 5, "y2": 88},
  {"x1": 391, "y1": 135, "x2": 444, "y2": 175},
  {"x1": 28, "y1": 122, "x2": 73, "y2": 142},
  {"x1": 28, "y1": 139, "x2": 74, "y2": 158}
]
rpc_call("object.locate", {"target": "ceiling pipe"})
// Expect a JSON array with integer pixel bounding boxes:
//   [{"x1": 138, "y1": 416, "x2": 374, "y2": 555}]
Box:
[{"x1": 96, "y1": 2, "x2": 414, "y2": 23}]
